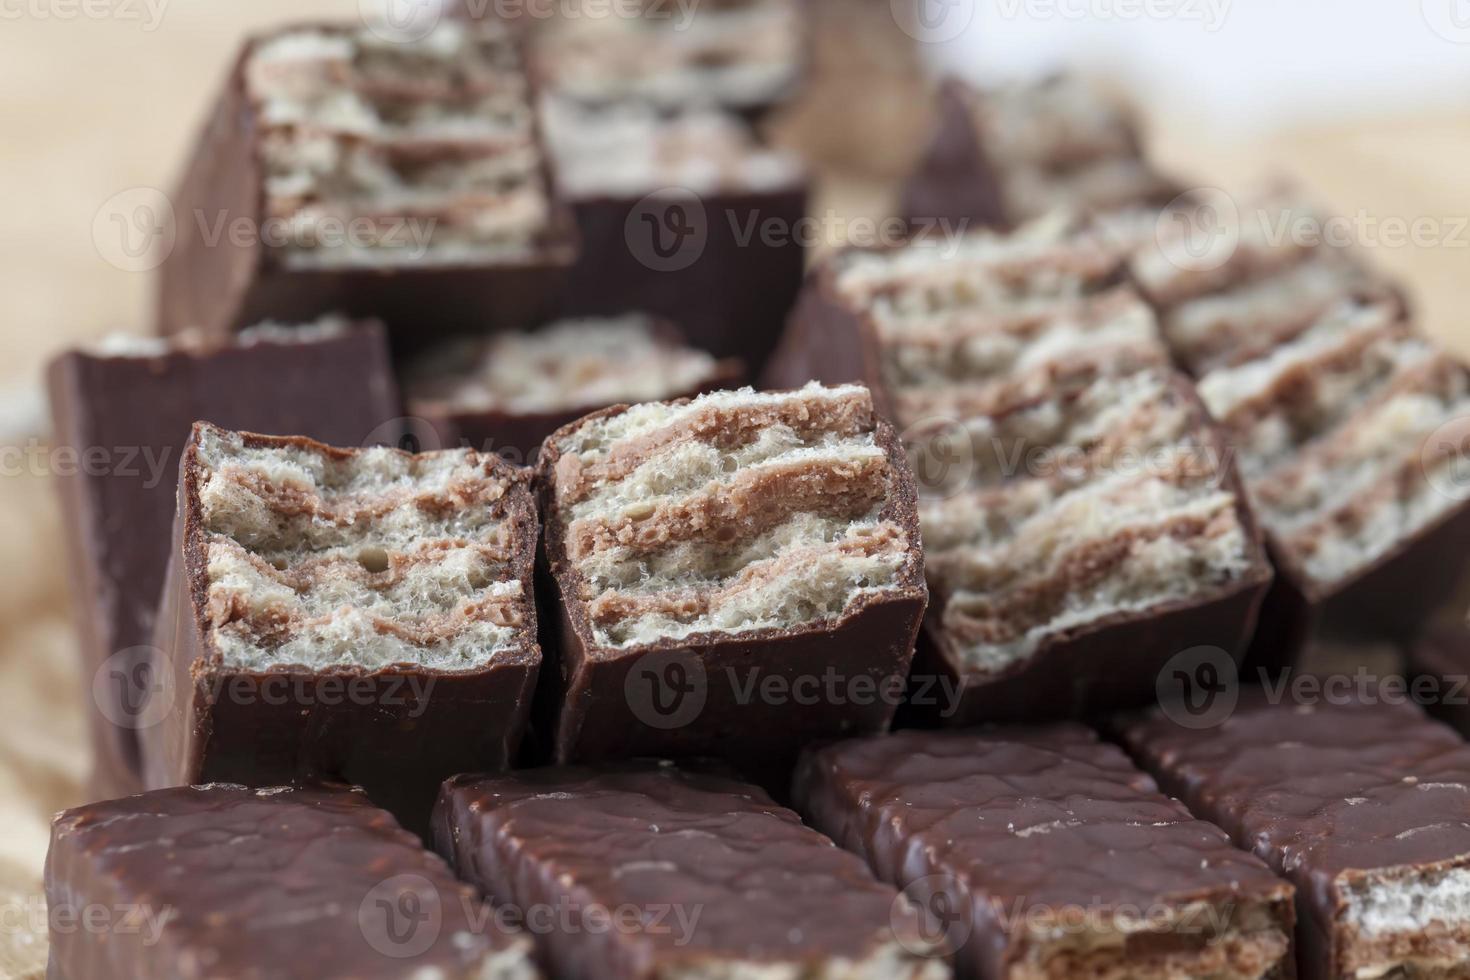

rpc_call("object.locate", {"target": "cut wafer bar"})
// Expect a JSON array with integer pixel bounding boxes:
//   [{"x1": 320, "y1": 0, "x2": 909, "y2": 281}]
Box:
[
  {"x1": 543, "y1": 96, "x2": 808, "y2": 373},
  {"x1": 1131, "y1": 186, "x2": 1405, "y2": 375},
  {"x1": 46, "y1": 784, "x2": 537, "y2": 980},
  {"x1": 158, "y1": 17, "x2": 576, "y2": 350},
  {"x1": 404, "y1": 314, "x2": 743, "y2": 463},
  {"x1": 792, "y1": 726, "x2": 1296, "y2": 979},
  {"x1": 1196, "y1": 298, "x2": 1470, "y2": 657},
  {"x1": 535, "y1": 383, "x2": 927, "y2": 768},
  {"x1": 767, "y1": 225, "x2": 1272, "y2": 723},
  {"x1": 1117, "y1": 689, "x2": 1470, "y2": 980},
  {"x1": 522, "y1": 0, "x2": 806, "y2": 117},
  {"x1": 144, "y1": 423, "x2": 541, "y2": 831},
  {"x1": 45, "y1": 318, "x2": 399, "y2": 801},
  {"x1": 434, "y1": 762, "x2": 949, "y2": 980},
  {"x1": 901, "y1": 75, "x2": 1180, "y2": 231}
]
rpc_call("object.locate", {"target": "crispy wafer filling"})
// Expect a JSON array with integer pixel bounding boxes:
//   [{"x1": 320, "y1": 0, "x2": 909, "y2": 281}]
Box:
[
  {"x1": 531, "y1": 0, "x2": 802, "y2": 111},
  {"x1": 1015, "y1": 899, "x2": 1291, "y2": 980},
  {"x1": 549, "y1": 384, "x2": 917, "y2": 648},
  {"x1": 917, "y1": 367, "x2": 1252, "y2": 674},
  {"x1": 965, "y1": 75, "x2": 1174, "y2": 221},
  {"x1": 1340, "y1": 865, "x2": 1470, "y2": 979},
  {"x1": 1198, "y1": 301, "x2": 1470, "y2": 589},
  {"x1": 541, "y1": 97, "x2": 803, "y2": 199},
  {"x1": 193, "y1": 426, "x2": 528, "y2": 671},
  {"x1": 245, "y1": 19, "x2": 550, "y2": 267},
  {"x1": 406, "y1": 316, "x2": 728, "y2": 416}
]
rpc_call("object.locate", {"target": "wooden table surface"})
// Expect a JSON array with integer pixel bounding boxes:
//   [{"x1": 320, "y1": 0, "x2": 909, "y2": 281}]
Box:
[{"x1": 2, "y1": 4, "x2": 1468, "y2": 976}]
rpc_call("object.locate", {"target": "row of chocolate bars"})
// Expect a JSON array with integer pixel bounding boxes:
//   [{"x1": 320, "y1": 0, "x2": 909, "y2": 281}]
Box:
[{"x1": 44, "y1": 3, "x2": 1470, "y2": 980}]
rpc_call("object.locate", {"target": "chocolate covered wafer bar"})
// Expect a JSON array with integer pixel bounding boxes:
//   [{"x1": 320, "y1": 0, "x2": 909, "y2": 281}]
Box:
[
  {"x1": 522, "y1": 0, "x2": 806, "y2": 118},
  {"x1": 543, "y1": 97, "x2": 808, "y2": 373},
  {"x1": 434, "y1": 762, "x2": 948, "y2": 979},
  {"x1": 768, "y1": 226, "x2": 1272, "y2": 723},
  {"x1": 1132, "y1": 186, "x2": 1406, "y2": 375},
  {"x1": 46, "y1": 319, "x2": 399, "y2": 801},
  {"x1": 535, "y1": 383, "x2": 927, "y2": 767},
  {"x1": 1195, "y1": 298, "x2": 1470, "y2": 658},
  {"x1": 1410, "y1": 622, "x2": 1470, "y2": 737},
  {"x1": 158, "y1": 17, "x2": 575, "y2": 351},
  {"x1": 1118, "y1": 690, "x2": 1470, "y2": 980},
  {"x1": 793, "y1": 726, "x2": 1296, "y2": 979},
  {"x1": 902, "y1": 76, "x2": 1179, "y2": 231},
  {"x1": 404, "y1": 314, "x2": 743, "y2": 463},
  {"x1": 144, "y1": 423, "x2": 541, "y2": 830},
  {"x1": 46, "y1": 784, "x2": 536, "y2": 980}
]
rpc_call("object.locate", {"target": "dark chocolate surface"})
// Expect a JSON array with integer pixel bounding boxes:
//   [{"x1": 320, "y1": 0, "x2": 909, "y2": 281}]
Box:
[
  {"x1": 793, "y1": 725, "x2": 1295, "y2": 978},
  {"x1": 434, "y1": 762, "x2": 942, "y2": 979},
  {"x1": 45, "y1": 325, "x2": 401, "y2": 800},
  {"x1": 1116, "y1": 689, "x2": 1470, "y2": 979},
  {"x1": 45, "y1": 783, "x2": 532, "y2": 980}
]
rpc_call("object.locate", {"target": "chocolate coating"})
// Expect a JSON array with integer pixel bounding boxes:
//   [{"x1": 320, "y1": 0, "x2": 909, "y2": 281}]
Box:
[
  {"x1": 45, "y1": 324, "x2": 401, "y2": 801},
  {"x1": 433, "y1": 762, "x2": 946, "y2": 979},
  {"x1": 793, "y1": 726, "x2": 1296, "y2": 979},
  {"x1": 45, "y1": 783, "x2": 535, "y2": 980},
  {"x1": 1116, "y1": 689, "x2": 1470, "y2": 979}
]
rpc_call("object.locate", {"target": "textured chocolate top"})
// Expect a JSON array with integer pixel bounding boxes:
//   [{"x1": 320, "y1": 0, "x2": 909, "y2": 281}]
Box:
[
  {"x1": 793, "y1": 726, "x2": 1291, "y2": 916},
  {"x1": 46, "y1": 784, "x2": 532, "y2": 979},
  {"x1": 435, "y1": 763, "x2": 942, "y2": 978},
  {"x1": 1118, "y1": 690, "x2": 1470, "y2": 882}
]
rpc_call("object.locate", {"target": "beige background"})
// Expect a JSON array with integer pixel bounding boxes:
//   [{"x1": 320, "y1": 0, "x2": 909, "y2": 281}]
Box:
[{"x1": 2, "y1": 3, "x2": 1469, "y2": 976}]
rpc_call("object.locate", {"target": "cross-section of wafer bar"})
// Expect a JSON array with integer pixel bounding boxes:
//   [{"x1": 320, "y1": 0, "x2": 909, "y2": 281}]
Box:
[
  {"x1": 535, "y1": 383, "x2": 927, "y2": 768},
  {"x1": 792, "y1": 726, "x2": 1296, "y2": 979},
  {"x1": 1131, "y1": 186, "x2": 1406, "y2": 375},
  {"x1": 766, "y1": 217, "x2": 1160, "y2": 426},
  {"x1": 157, "y1": 17, "x2": 576, "y2": 350},
  {"x1": 1195, "y1": 298, "x2": 1470, "y2": 658},
  {"x1": 901, "y1": 75, "x2": 1179, "y2": 231},
  {"x1": 518, "y1": 0, "x2": 806, "y2": 117},
  {"x1": 46, "y1": 784, "x2": 537, "y2": 980},
  {"x1": 144, "y1": 423, "x2": 541, "y2": 831},
  {"x1": 405, "y1": 315, "x2": 743, "y2": 463},
  {"x1": 543, "y1": 97, "x2": 808, "y2": 372},
  {"x1": 45, "y1": 318, "x2": 400, "y2": 802},
  {"x1": 434, "y1": 762, "x2": 948, "y2": 980},
  {"x1": 767, "y1": 226, "x2": 1272, "y2": 724},
  {"x1": 1117, "y1": 690, "x2": 1470, "y2": 980}
]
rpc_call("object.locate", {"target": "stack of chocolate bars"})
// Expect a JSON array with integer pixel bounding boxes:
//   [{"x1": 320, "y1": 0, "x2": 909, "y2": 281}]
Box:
[{"x1": 40, "y1": 12, "x2": 1470, "y2": 980}]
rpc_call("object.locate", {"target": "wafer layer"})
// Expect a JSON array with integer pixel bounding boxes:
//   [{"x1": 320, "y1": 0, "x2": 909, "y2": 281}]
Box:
[
  {"x1": 544, "y1": 384, "x2": 919, "y2": 648},
  {"x1": 192, "y1": 424, "x2": 533, "y2": 671},
  {"x1": 244, "y1": 19, "x2": 550, "y2": 267}
]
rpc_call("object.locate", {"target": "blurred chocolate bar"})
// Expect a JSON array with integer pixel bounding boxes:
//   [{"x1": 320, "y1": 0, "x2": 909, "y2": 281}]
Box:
[
  {"x1": 404, "y1": 315, "x2": 742, "y2": 464},
  {"x1": 902, "y1": 75, "x2": 1179, "y2": 231},
  {"x1": 45, "y1": 319, "x2": 399, "y2": 801},
  {"x1": 542, "y1": 97, "x2": 809, "y2": 374},
  {"x1": 1195, "y1": 298, "x2": 1470, "y2": 661},
  {"x1": 769, "y1": 224, "x2": 1271, "y2": 722},
  {"x1": 157, "y1": 18, "x2": 576, "y2": 352},
  {"x1": 145, "y1": 423, "x2": 541, "y2": 831}
]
